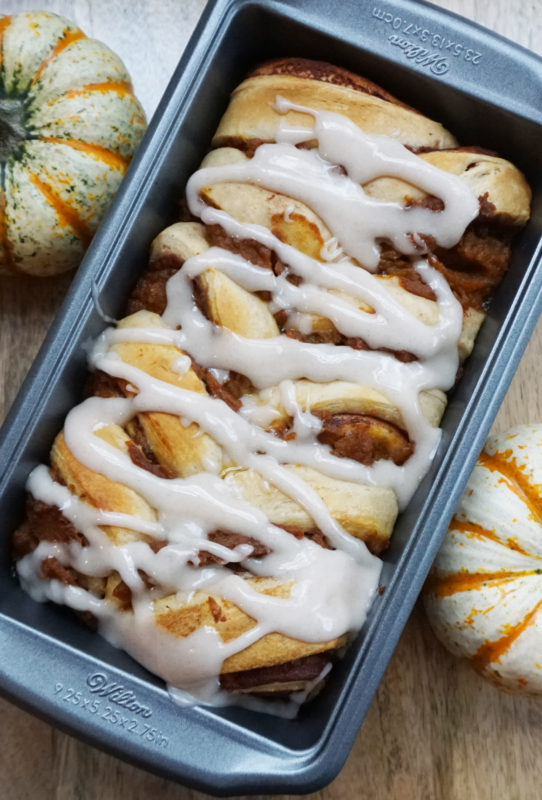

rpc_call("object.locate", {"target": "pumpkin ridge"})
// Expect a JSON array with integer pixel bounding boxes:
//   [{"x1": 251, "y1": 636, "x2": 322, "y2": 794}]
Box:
[
  {"x1": 425, "y1": 569, "x2": 539, "y2": 598},
  {"x1": 30, "y1": 28, "x2": 86, "y2": 90},
  {"x1": 39, "y1": 137, "x2": 130, "y2": 171},
  {"x1": 449, "y1": 518, "x2": 539, "y2": 558},
  {"x1": 471, "y1": 596, "x2": 542, "y2": 671},
  {"x1": 479, "y1": 449, "x2": 542, "y2": 527},
  {"x1": 29, "y1": 172, "x2": 92, "y2": 244}
]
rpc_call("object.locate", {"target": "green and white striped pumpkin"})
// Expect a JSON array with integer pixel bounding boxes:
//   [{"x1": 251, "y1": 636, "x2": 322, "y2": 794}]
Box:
[
  {"x1": 424, "y1": 425, "x2": 542, "y2": 694},
  {"x1": 0, "y1": 11, "x2": 146, "y2": 276}
]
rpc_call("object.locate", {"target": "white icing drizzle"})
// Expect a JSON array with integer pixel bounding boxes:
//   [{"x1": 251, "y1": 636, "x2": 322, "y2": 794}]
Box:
[
  {"x1": 279, "y1": 380, "x2": 323, "y2": 441},
  {"x1": 166, "y1": 242, "x2": 460, "y2": 361},
  {"x1": 170, "y1": 355, "x2": 192, "y2": 375},
  {"x1": 208, "y1": 367, "x2": 230, "y2": 384},
  {"x1": 18, "y1": 99, "x2": 479, "y2": 714},
  {"x1": 283, "y1": 203, "x2": 295, "y2": 222},
  {"x1": 187, "y1": 96, "x2": 478, "y2": 271},
  {"x1": 320, "y1": 236, "x2": 344, "y2": 262}
]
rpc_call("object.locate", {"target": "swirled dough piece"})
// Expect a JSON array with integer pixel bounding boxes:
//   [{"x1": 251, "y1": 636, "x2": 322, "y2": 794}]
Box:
[{"x1": 213, "y1": 71, "x2": 458, "y2": 150}]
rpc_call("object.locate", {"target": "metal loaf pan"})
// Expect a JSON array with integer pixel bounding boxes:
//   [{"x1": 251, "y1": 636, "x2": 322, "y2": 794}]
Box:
[{"x1": 1, "y1": 0, "x2": 542, "y2": 793}]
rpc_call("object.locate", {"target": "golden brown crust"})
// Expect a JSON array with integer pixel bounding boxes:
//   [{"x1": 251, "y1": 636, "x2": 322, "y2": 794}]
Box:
[
  {"x1": 113, "y1": 311, "x2": 225, "y2": 477},
  {"x1": 251, "y1": 58, "x2": 414, "y2": 109},
  {"x1": 419, "y1": 151, "x2": 531, "y2": 225},
  {"x1": 51, "y1": 427, "x2": 156, "y2": 546},
  {"x1": 198, "y1": 268, "x2": 279, "y2": 338},
  {"x1": 213, "y1": 73, "x2": 458, "y2": 151},
  {"x1": 224, "y1": 466, "x2": 397, "y2": 554},
  {"x1": 154, "y1": 581, "x2": 346, "y2": 674}
]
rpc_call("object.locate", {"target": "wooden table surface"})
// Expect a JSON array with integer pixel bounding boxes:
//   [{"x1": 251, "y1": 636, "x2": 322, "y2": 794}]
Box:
[{"x1": 1, "y1": 1, "x2": 541, "y2": 798}]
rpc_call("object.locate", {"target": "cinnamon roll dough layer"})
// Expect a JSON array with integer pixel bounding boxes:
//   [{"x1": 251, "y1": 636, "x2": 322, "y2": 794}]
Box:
[
  {"x1": 213, "y1": 73, "x2": 458, "y2": 151},
  {"x1": 407, "y1": 151, "x2": 530, "y2": 225},
  {"x1": 252, "y1": 58, "x2": 416, "y2": 107},
  {"x1": 212, "y1": 57, "x2": 527, "y2": 226},
  {"x1": 196, "y1": 147, "x2": 528, "y2": 335},
  {"x1": 154, "y1": 581, "x2": 346, "y2": 675},
  {"x1": 113, "y1": 312, "x2": 225, "y2": 478},
  {"x1": 108, "y1": 311, "x2": 400, "y2": 550},
  {"x1": 150, "y1": 220, "x2": 483, "y2": 366},
  {"x1": 201, "y1": 146, "x2": 530, "y2": 226},
  {"x1": 51, "y1": 427, "x2": 157, "y2": 546},
  {"x1": 148, "y1": 224, "x2": 450, "y2": 424},
  {"x1": 224, "y1": 466, "x2": 396, "y2": 554},
  {"x1": 50, "y1": 433, "x2": 345, "y2": 673}
]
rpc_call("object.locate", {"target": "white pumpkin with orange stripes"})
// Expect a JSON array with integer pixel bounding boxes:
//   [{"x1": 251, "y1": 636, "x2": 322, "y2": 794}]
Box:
[
  {"x1": 424, "y1": 425, "x2": 542, "y2": 693},
  {"x1": 0, "y1": 11, "x2": 146, "y2": 275}
]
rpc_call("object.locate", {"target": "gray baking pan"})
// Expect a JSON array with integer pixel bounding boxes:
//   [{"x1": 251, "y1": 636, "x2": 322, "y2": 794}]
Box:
[{"x1": 1, "y1": 0, "x2": 542, "y2": 793}]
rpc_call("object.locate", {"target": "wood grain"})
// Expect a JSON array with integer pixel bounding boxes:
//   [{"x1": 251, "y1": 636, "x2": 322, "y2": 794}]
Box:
[{"x1": 1, "y1": 1, "x2": 541, "y2": 799}]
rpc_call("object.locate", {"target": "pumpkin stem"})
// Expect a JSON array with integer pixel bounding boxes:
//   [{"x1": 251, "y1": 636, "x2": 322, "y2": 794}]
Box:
[{"x1": 0, "y1": 98, "x2": 26, "y2": 161}]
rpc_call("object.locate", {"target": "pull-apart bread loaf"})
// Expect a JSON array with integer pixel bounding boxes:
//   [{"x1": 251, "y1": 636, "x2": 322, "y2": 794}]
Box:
[{"x1": 14, "y1": 59, "x2": 531, "y2": 713}]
